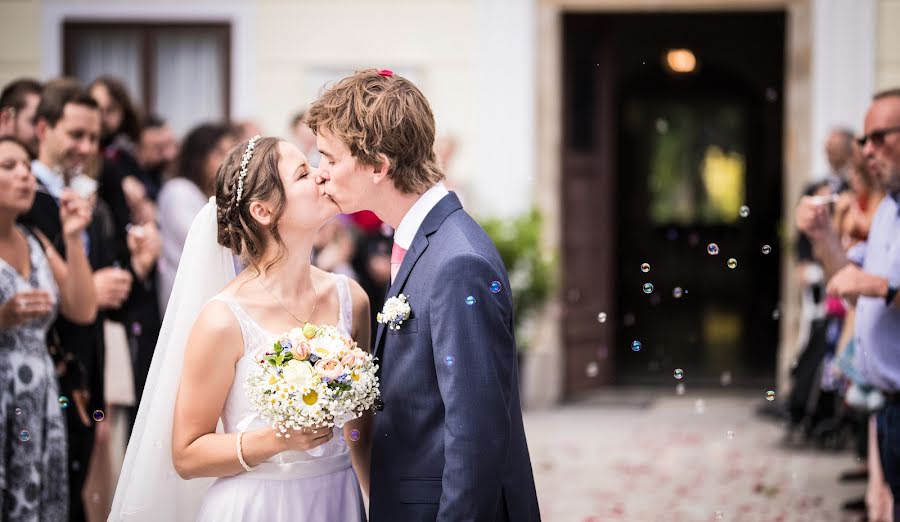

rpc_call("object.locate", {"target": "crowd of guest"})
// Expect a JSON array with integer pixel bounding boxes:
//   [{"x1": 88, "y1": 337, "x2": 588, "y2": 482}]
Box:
[
  {"x1": 788, "y1": 89, "x2": 900, "y2": 521},
  {"x1": 0, "y1": 74, "x2": 402, "y2": 521}
]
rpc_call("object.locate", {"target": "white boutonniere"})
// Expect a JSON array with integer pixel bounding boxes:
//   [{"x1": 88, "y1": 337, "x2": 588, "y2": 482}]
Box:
[{"x1": 377, "y1": 294, "x2": 411, "y2": 330}]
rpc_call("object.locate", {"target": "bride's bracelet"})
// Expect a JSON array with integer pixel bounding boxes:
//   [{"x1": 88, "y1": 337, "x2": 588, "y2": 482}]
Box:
[{"x1": 236, "y1": 431, "x2": 256, "y2": 472}]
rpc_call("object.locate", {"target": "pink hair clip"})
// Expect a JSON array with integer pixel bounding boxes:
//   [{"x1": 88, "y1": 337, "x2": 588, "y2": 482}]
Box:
[{"x1": 378, "y1": 69, "x2": 394, "y2": 77}]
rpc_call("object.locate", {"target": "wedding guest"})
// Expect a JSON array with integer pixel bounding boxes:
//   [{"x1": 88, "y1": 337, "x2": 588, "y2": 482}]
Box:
[
  {"x1": 131, "y1": 114, "x2": 177, "y2": 204},
  {"x1": 90, "y1": 79, "x2": 165, "y2": 414},
  {"x1": 89, "y1": 76, "x2": 143, "y2": 239},
  {"x1": 291, "y1": 110, "x2": 320, "y2": 167},
  {"x1": 0, "y1": 78, "x2": 42, "y2": 155},
  {"x1": 797, "y1": 88, "x2": 900, "y2": 521},
  {"x1": 235, "y1": 119, "x2": 264, "y2": 143},
  {"x1": 823, "y1": 127, "x2": 856, "y2": 194},
  {"x1": 313, "y1": 217, "x2": 358, "y2": 280},
  {"x1": 0, "y1": 135, "x2": 97, "y2": 521},
  {"x1": 157, "y1": 123, "x2": 237, "y2": 311},
  {"x1": 16, "y1": 78, "x2": 118, "y2": 522}
]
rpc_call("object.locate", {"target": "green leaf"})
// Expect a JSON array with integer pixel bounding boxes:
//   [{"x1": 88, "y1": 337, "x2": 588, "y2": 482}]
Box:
[{"x1": 273, "y1": 341, "x2": 283, "y2": 354}]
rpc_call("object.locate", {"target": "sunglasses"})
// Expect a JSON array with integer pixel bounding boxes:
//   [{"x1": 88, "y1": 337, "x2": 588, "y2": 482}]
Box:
[{"x1": 856, "y1": 125, "x2": 900, "y2": 148}]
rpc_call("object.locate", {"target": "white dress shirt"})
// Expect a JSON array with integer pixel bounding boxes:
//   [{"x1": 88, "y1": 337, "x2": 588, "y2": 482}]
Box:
[{"x1": 392, "y1": 182, "x2": 449, "y2": 250}]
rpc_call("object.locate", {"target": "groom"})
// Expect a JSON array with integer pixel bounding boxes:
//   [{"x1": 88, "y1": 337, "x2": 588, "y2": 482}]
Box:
[{"x1": 310, "y1": 69, "x2": 540, "y2": 522}]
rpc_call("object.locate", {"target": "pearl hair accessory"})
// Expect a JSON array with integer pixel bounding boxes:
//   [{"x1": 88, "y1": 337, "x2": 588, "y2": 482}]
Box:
[{"x1": 235, "y1": 135, "x2": 261, "y2": 205}]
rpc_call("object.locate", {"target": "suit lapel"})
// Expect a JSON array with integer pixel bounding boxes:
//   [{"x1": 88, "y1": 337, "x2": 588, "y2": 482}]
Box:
[
  {"x1": 374, "y1": 232, "x2": 428, "y2": 359},
  {"x1": 373, "y1": 192, "x2": 464, "y2": 360}
]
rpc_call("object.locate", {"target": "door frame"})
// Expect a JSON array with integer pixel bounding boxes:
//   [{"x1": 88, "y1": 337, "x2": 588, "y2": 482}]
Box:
[{"x1": 530, "y1": 0, "x2": 813, "y2": 400}]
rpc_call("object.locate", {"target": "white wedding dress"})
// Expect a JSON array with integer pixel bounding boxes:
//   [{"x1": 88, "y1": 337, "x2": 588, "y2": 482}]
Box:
[
  {"x1": 108, "y1": 200, "x2": 365, "y2": 522},
  {"x1": 195, "y1": 275, "x2": 365, "y2": 521}
]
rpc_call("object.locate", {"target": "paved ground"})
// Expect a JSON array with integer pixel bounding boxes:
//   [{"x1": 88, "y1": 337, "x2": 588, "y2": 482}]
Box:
[{"x1": 524, "y1": 390, "x2": 866, "y2": 522}]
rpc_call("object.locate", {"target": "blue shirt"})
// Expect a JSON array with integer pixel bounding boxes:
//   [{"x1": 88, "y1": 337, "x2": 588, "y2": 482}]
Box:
[{"x1": 850, "y1": 194, "x2": 900, "y2": 392}]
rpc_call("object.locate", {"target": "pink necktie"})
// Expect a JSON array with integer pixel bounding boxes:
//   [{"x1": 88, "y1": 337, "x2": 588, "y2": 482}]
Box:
[{"x1": 390, "y1": 243, "x2": 407, "y2": 284}]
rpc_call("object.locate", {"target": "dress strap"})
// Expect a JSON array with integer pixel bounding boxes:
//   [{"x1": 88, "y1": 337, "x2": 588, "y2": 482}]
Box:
[
  {"x1": 210, "y1": 294, "x2": 271, "y2": 355},
  {"x1": 333, "y1": 274, "x2": 353, "y2": 336}
]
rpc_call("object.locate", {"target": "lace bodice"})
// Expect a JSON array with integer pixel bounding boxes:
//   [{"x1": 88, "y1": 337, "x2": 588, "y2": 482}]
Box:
[{"x1": 211, "y1": 274, "x2": 354, "y2": 466}]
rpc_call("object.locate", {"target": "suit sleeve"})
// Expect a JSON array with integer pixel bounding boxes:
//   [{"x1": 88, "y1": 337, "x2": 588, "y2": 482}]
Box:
[{"x1": 430, "y1": 252, "x2": 514, "y2": 521}]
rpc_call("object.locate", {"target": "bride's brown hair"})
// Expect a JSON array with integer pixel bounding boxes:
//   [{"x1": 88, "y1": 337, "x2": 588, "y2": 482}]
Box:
[{"x1": 215, "y1": 136, "x2": 288, "y2": 274}]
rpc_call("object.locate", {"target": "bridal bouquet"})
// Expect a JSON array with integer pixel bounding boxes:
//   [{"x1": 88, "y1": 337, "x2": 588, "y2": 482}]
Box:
[{"x1": 244, "y1": 323, "x2": 380, "y2": 437}]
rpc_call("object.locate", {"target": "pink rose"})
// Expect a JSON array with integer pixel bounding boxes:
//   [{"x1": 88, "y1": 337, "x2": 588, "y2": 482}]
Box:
[
  {"x1": 340, "y1": 353, "x2": 358, "y2": 368},
  {"x1": 315, "y1": 359, "x2": 345, "y2": 380},
  {"x1": 291, "y1": 341, "x2": 311, "y2": 361}
]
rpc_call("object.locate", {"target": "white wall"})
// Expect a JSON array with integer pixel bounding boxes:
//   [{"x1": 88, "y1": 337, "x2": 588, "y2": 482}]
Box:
[
  {"x1": 473, "y1": 0, "x2": 537, "y2": 217},
  {"x1": 810, "y1": 0, "x2": 875, "y2": 176}
]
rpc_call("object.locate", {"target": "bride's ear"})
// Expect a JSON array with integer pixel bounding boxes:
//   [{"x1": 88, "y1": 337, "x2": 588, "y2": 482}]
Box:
[{"x1": 247, "y1": 200, "x2": 274, "y2": 226}]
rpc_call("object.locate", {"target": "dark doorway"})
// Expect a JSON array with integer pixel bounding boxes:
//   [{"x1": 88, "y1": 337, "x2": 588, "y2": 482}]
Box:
[{"x1": 561, "y1": 12, "x2": 785, "y2": 394}]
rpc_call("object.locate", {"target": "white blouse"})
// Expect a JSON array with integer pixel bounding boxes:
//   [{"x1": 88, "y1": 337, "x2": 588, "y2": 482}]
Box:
[{"x1": 156, "y1": 177, "x2": 208, "y2": 314}]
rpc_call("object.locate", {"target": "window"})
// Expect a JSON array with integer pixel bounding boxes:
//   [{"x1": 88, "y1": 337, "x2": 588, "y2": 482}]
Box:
[{"x1": 64, "y1": 22, "x2": 230, "y2": 137}]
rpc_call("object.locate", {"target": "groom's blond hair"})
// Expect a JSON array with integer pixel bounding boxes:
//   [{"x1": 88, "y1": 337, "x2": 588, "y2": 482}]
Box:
[{"x1": 307, "y1": 69, "x2": 445, "y2": 194}]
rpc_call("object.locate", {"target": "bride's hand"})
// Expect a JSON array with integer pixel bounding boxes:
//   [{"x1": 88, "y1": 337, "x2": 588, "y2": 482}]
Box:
[{"x1": 278, "y1": 426, "x2": 333, "y2": 452}]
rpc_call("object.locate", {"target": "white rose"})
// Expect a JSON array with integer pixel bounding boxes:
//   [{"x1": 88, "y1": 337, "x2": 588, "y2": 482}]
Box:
[{"x1": 281, "y1": 360, "x2": 314, "y2": 388}]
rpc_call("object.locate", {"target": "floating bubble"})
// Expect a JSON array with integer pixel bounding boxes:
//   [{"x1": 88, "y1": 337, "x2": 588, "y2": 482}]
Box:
[
  {"x1": 58, "y1": 396, "x2": 69, "y2": 409},
  {"x1": 445, "y1": 356, "x2": 455, "y2": 367},
  {"x1": 655, "y1": 118, "x2": 669, "y2": 134},
  {"x1": 762, "y1": 245, "x2": 772, "y2": 255},
  {"x1": 766, "y1": 87, "x2": 778, "y2": 102},
  {"x1": 674, "y1": 369, "x2": 684, "y2": 380},
  {"x1": 739, "y1": 205, "x2": 750, "y2": 218},
  {"x1": 726, "y1": 430, "x2": 735, "y2": 440},
  {"x1": 673, "y1": 287, "x2": 684, "y2": 299},
  {"x1": 597, "y1": 312, "x2": 607, "y2": 323},
  {"x1": 720, "y1": 371, "x2": 732, "y2": 386},
  {"x1": 640, "y1": 263, "x2": 650, "y2": 273},
  {"x1": 766, "y1": 390, "x2": 775, "y2": 401},
  {"x1": 695, "y1": 399, "x2": 706, "y2": 414},
  {"x1": 585, "y1": 362, "x2": 600, "y2": 378},
  {"x1": 93, "y1": 410, "x2": 105, "y2": 422},
  {"x1": 676, "y1": 383, "x2": 686, "y2": 395},
  {"x1": 715, "y1": 510, "x2": 724, "y2": 520},
  {"x1": 465, "y1": 296, "x2": 476, "y2": 306},
  {"x1": 130, "y1": 322, "x2": 142, "y2": 337},
  {"x1": 490, "y1": 281, "x2": 502, "y2": 294},
  {"x1": 727, "y1": 258, "x2": 738, "y2": 269},
  {"x1": 707, "y1": 243, "x2": 720, "y2": 255},
  {"x1": 772, "y1": 309, "x2": 782, "y2": 320},
  {"x1": 349, "y1": 429, "x2": 360, "y2": 442},
  {"x1": 642, "y1": 283, "x2": 654, "y2": 294},
  {"x1": 631, "y1": 340, "x2": 642, "y2": 352},
  {"x1": 19, "y1": 430, "x2": 30, "y2": 442},
  {"x1": 14, "y1": 408, "x2": 21, "y2": 416}
]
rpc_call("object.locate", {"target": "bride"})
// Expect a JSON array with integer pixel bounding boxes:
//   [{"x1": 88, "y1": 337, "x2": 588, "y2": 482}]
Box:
[{"x1": 109, "y1": 136, "x2": 372, "y2": 521}]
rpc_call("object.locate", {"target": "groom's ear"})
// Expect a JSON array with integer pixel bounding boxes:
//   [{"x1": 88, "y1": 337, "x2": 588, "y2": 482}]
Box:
[
  {"x1": 247, "y1": 200, "x2": 274, "y2": 226},
  {"x1": 371, "y1": 153, "x2": 391, "y2": 185}
]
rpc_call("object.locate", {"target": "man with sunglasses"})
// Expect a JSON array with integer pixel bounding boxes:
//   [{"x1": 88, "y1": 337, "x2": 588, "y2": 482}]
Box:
[{"x1": 798, "y1": 88, "x2": 900, "y2": 520}]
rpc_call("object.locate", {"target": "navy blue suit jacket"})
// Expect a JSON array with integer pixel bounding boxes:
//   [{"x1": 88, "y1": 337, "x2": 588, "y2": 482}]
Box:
[{"x1": 368, "y1": 193, "x2": 540, "y2": 522}]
